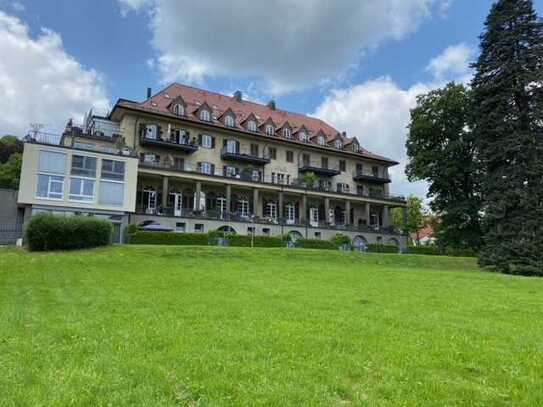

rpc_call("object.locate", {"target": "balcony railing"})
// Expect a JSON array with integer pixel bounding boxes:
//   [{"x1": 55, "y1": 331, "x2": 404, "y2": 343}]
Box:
[
  {"x1": 220, "y1": 147, "x2": 271, "y2": 165},
  {"x1": 137, "y1": 161, "x2": 406, "y2": 203},
  {"x1": 353, "y1": 171, "x2": 391, "y2": 184},
  {"x1": 135, "y1": 206, "x2": 404, "y2": 236},
  {"x1": 139, "y1": 134, "x2": 198, "y2": 154},
  {"x1": 298, "y1": 161, "x2": 341, "y2": 177}
]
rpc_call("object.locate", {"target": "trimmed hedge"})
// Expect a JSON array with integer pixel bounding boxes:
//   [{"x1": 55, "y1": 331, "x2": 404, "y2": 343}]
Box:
[
  {"x1": 228, "y1": 235, "x2": 284, "y2": 248},
  {"x1": 130, "y1": 231, "x2": 209, "y2": 246},
  {"x1": 366, "y1": 244, "x2": 399, "y2": 253},
  {"x1": 295, "y1": 239, "x2": 336, "y2": 250},
  {"x1": 26, "y1": 213, "x2": 112, "y2": 251},
  {"x1": 406, "y1": 245, "x2": 477, "y2": 257}
]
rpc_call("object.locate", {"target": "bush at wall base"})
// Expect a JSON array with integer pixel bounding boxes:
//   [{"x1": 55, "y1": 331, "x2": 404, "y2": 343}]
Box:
[
  {"x1": 366, "y1": 244, "x2": 400, "y2": 253},
  {"x1": 26, "y1": 213, "x2": 112, "y2": 251}
]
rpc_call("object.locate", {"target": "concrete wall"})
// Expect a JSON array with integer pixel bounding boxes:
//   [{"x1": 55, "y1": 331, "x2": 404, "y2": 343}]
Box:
[{"x1": 18, "y1": 143, "x2": 139, "y2": 213}]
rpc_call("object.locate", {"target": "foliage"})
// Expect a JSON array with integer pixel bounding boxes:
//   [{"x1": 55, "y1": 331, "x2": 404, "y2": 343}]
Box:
[
  {"x1": 406, "y1": 83, "x2": 482, "y2": 251},
  {"x1": 331, "y1": 233, "x2": 351, "y2": 249},
  {"x1": 471, "y1": 0, "x2": 543, "y2": 276},
  {"x1": 366, "y1": 244, "x2": 399, "y2": 253},
  {"x1": 25, "y1": 214, "x2": 112, "y2": 251},
  {"x1": 406, "y1": 245, "x2": 477, "y2": 258},
  {"x1": 392, "y1": 195, "x2": 426, "y2": 240},
  {"x1": 123, "y1": 224, "x2": 138, "y2": 243},
  {"x1": 0, "y1": 153, "x2": 22, "y2": 189},
  {"x1": 295, "y1": 238, "x2": 335, "y2": 250},
  {"x1": 228, "y1": 235, "x2": 284, "y2": 248},
  {"x1": 0, "y1": 135, "x2": 23, "y2": 164},
  {"x1": 130, "y1": 231, "x2": 209, "y2": 246},
  {"x1": 299, "y1": 171, "x2": 318, "y2": 188}
]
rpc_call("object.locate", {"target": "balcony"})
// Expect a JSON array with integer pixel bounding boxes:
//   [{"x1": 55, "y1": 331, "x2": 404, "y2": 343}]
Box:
[
  {"x1": 221, "y1": 147, "x2": 271, "y2": 165},
  {"x1": 139, "y1": 134, "x2": 198, "y2": 154},
  {"x1": 353, "y1": 171, "x2": 391, "y2": 184},
  {"x1": 298, "y1": 161, "x2": 340, "y2": 177}
]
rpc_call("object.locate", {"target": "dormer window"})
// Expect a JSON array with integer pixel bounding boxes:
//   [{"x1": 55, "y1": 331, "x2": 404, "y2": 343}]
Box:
[
  {"x1": 265, "y1": 124, "x2": 274, "y2": 136},
  {"x1": 335, "y1": 139, "x2": 343, "y2": 149},
  {"x1": 199, "y1": 109, "x2": 211, "y2": 122},
  {"x1": 224, "y1": 115, "x2": 235, "y2": 127},
  {"x1": 173, "y1": 103, "x2": 185, "y2": 116},
  {"x1": 283, "y1": 128, "x2": 292, "y2": 139},
  {"x1": 318, "y1": 135, "x2": 326, "y2": 146},
  {"x1": 353, "y1": 143, "x2": 360, "y2": 153},
  {"x1": 247, "y1": 120, "x2": 258, "y2": 132},
  {"x1": 299, "y1": 131, "x2": 308, "y2": 142}
]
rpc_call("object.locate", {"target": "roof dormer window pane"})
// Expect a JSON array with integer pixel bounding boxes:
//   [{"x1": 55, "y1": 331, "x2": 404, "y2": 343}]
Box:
[
  {"x1": 199, "y1": 109, "x2": 211, "y2": 122},
  {"x1": 318, "y1": 135, "x2": 325, "y2": 146},
  {"x1": 283, "y1": 128, "x2": 291, "y2": 139},
  {"x1": 224, "y1": 115, "x2": 235, "y2": 127},
  {"x1": 335, "y1": 139, "x2": 343, "y2": 149},
  {"x1": 248, "y1": 120, "x2": 257, "y2": 132},
  {"x1": 266, "y1": 124, "x2": 274, "y2": 136},
  {"x1": 173, "y1": 104, "x2": 184, "y2": 116},
  {"x1": 299, "y1": 131, "x2": 307, "y2": 142}
]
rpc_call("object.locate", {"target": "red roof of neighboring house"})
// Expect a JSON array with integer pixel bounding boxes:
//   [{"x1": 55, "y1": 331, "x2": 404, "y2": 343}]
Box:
[
  {"x1": 111, "y1": 83, "x2": 398, "y2": 165},
  {"x1": 411, "y1": 225, "x2": 434, "y2": 241}
]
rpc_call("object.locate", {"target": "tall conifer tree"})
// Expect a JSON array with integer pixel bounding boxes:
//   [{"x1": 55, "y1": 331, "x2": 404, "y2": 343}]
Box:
[{"x1": 471, "y1": 0, "x2": 543, "y2": 275}]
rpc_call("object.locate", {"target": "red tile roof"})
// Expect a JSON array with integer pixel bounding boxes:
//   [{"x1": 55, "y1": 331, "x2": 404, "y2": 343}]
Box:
[{"x1": 112, "y1": 83, "x2": 398, "y2": 165}]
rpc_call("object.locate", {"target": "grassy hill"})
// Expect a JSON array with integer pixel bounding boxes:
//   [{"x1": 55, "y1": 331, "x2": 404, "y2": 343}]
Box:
[{"x1": 1, "y1": 246, "x2": 542, "y2": 405}]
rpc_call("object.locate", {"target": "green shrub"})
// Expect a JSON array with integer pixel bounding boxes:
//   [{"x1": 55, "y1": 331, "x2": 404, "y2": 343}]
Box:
[
  {"x1": 296, "y1": 239, "x2": 335, "y2": 250},
  {"x1": 331, "y1": 233, "x2": 352, "y2": 250},
  {"x1": 366, "y1": 244, "x2": 399, "y2": 253},
  {"x1": 124, "y1": 224, "x2": 138, "y2": 243},
  {"x1": 406, "y1": 245, "x2": 477, "y2": 257},
  {"x1": 228, "y1": 235, "x2": 284, "y2": 247},
  {"x1": 26, "y1": 214, "x2": 112, "y2": 251},
  {"x1": 130, "y1": 231, "x2": 209, "y2": 246}
]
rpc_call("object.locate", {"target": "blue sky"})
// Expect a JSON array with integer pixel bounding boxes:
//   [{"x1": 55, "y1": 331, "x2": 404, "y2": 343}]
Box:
[{"x1": 1, "y1": 0, "x2": 542, "y2": 197}]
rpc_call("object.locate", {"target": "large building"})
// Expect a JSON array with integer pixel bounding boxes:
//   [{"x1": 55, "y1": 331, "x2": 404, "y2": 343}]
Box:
[{"x1": 17, "y1": 83, "x2": 408, "y2": 247}]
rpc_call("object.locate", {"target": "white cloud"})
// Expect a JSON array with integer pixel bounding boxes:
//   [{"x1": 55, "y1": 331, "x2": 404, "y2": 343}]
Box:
[
  {"x1": 314, "y1": 44, "x2": 474, "y2": 200},
  {"x1": 0, "y1": 11, "x2": 109, "y2": 136},
  {"x1": 120, "y1": 0, "x2": 451, "y2": 95},
  {"x1": 426, "y1": 43, "x2": 473, "y2": 83}
]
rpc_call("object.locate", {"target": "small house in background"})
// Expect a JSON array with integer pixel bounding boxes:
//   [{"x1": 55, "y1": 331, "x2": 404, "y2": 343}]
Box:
[{"x1": 411, "y1": 224, "x2": 435, "y2": 246}]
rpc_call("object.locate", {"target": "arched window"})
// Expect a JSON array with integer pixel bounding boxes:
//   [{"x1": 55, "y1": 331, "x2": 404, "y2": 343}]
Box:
[
  {"x1": 199, "y1": 109, "x2": 211, "y2": 122},
  {"x1": 283, "y1": 128, "x2": 292, "y2": 139},
  {"x1": 318, "y1": 135, "x2": 325, "y2": 146},
  {"x1": 173, "y1": 104, "x2": 184, "y2": 116},
  {"x1": 335, "y1": 139, "x2": 343, "y2": 149},
  {"x1": 224, "y1": 115, "x2": 235, "y2": 127},
  {"x1": 247, "y1": 120, "x2": 257, "y2": 132},
  {"x1": 266, "y1": 124, "x2": 274, "y2": 136}
]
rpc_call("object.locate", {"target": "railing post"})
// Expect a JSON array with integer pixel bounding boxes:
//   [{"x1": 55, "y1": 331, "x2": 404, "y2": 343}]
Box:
[
  {"x1": 345, "y1": 200, "x2": 351, "y2": 226},
  {"x1": 226, "y1": 184, "x2": 232, "y2": 218},
  {"x1": 162, "y1": 176, "x2": 169, "y2": 209},
  {"x1": 324, "y1": 197, "x2": 330, "y2": 225},
  {"x1": 194, "y1": 181, "x2": 202, "y2": 211}
]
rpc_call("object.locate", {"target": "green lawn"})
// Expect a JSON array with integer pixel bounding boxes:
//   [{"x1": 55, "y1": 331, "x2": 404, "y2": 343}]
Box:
[{"x1": 1, "y1": 246, "x2": 542, "y2": 406}]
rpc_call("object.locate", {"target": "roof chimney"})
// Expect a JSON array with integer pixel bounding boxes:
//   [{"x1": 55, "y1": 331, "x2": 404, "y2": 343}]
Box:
[
  {"x1": 233, "y1": 90, "x2": 242, "y2": 102},
  {"x1": 267, "y1": 100, "x2": 276, "y2": 110},
  {"x1": 146, "y1": 87, "x2": 152, "y2": 99}
]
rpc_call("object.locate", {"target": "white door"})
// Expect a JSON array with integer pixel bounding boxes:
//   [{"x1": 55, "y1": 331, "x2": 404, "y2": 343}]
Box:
[
  {"x1": 309, "y1": 207, "x2": 319, "y2": 227},
  {"x1": 193, "y1": 191, "x2": 206, "y2": 212},
  {"x1": 171, "y1": 192, "x2": 183, "y2": 217},
  {"x1": 286, "y1": 204, "x2": 295, "y2": 225},
  {"x1": 217, "y1": 197, "x2": 227, "y2": 219},
  {"x1": 145, "y1": 189, "x2": 156, "y2": 214}
]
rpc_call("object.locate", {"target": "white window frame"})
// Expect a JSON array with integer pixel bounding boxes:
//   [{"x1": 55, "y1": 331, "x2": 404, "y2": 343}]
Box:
[
  {"x1": 225, "y1": 166, "x2": 237, "y2": 177},
  {"x1": 101, "y1": 159, "x2": 125, "y2": 181},
  {"x1": 226, "y1": 140, "x2": 237, "y2": 153},
  {"x1": 99, "y1": 180, "x2": 124, "y2": 207},
  {"x1": 238, "y1": 199, "x2": 249, "y2": 218},
  {"x1": 36, "y1": 174, "x2": 64, "y2": 200},
  {"x1": 318, "y1": 136, "x2": 326, "y2": 146},
  {"x1": 145, "y1": 124, "x2": 158, "y2": 139},
  {"x1": 299, "y1": 131, "x2": 308, "y2": 142},
  {"x1": 283, "y1": 128, "x2": 292, "y2": 139},
  {"x1": 69, "y1": 178, "x2": 95, "y2": 202},
  {"x1": 247, "y1": 120, "x2": 257, "y2": 132},
  {"x1": 335, "y1": 139, "x2": 343, "y2": 149},
  {"x1": 201, "y1": 134, "x2": 213, "y2": 149},
  {"x1": 199, "y1": 109, "x2": 211, "y2": 122},
  {"x1": 173, "y1": 103, "x2": 185, "y2": 116},
  {"x1": 286, "y1": 203, "x2": 295, "y2": 225},
  {"x1": 266, "y1": 124, "x2": 274, "y2": 136},
  {"x1": 224, "y1": 115, "x2": 235, "y2": 127},
  {"x1": 265, "y1": 202, "x2": 277, "y2": 220},
  {"x1": 200, "y1": 162, "x2": 212, "y2": 175},
  {"x1": 217, "y1": 197, "x2": 227, "y2": 218},
  {"x1": 71, "y1": 155, "x2": 97, "y2": 178}
]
